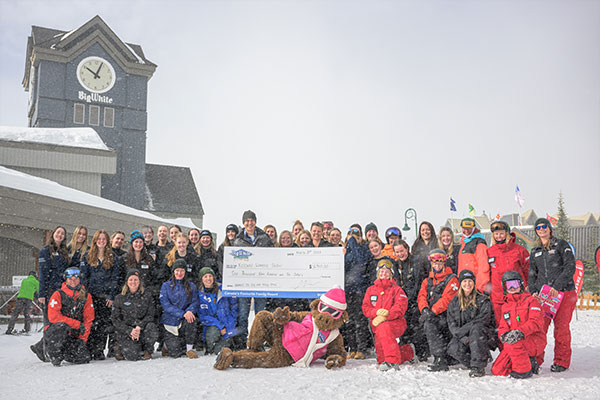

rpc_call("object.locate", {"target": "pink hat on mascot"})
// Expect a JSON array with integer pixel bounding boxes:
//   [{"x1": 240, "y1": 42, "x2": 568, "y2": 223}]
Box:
[{"x1": 320, "y1": 286, "x2": 347, "y2": 311}]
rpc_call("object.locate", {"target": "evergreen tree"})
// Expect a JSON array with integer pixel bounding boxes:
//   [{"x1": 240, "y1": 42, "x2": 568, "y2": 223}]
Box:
[{"x1": 555, "y1": 191, "x2": 570, "y2": 242}]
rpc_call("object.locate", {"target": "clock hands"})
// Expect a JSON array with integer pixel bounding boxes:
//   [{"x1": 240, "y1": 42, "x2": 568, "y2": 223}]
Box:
[
  {"x1": 94, "y1": 62, "x2": 104, "y2": 78},
  {"x1": 85, "y1": 66, "x2": 100, "y2": 79}
]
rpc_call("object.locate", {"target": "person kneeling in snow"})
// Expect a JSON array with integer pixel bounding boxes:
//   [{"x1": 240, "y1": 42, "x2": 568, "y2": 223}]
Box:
[
  {"x1": 491, "y1": 271, "x2": 545, "y2": 379},
  {"x1": 362, "y1": 259, "x2": 414, "y2": 371},
  {"x1": 417, "y1": 249, "x2": 459, "y2": 372},
  {"x1": 30, "y1": 267, "x2": 94, "y2": 366},
  {"x1": 447, "y1": 269, "x2": 494, "y2": 377},
  {"x1": 197, "y1": 267, "x2": 238, "y2": 355}
]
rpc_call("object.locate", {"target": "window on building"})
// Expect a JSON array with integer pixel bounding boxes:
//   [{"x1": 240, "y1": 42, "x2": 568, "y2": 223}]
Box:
[
  {"x1": 89, "y1": 105, "x2": 100, "y2": 126},
  {"x1": 73, "y1": 103, "x2": 85, "y2": 124},
  {"x1": 104, "y1": 107, "x2": 115, "y2": 128}
]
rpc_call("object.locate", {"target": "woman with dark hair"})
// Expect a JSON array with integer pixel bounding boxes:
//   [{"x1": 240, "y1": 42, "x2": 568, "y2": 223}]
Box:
[
  {"x1": 169, "y1": 225, "x2": 182, "y2": 243},
  {"x1": 160, "y1": 259, "x2": 199, "y2": 358},
  {"x1": 197, "y1": 267, "x2": 238, "y2": 355},
  {"x1": 412, "y1": 222, "x2": 437, "y2": 261},
  {"x1": 197, "y1": 230, "x2": 220, "y2": 281},
  {"x1": 111, "y1": 231, "x2": 126, "y2": 258},
  {"x1": 365, "y1": 238, "x2": 397, "y2": 285},
  {"x1": 264, "y1": 225, "x2": 278, "y2": 247},
  {"x1": 112, "y1": 269, "x2": 158, "y2": 361},
  {"x1": 447, "y1": 270, "x2": 494, "y2": 377},
  {"x1": 528, "y1": 218, "x2": 577, "y2": 373},
  {"x1": 342, "y1": 224, "x2": 371, "y2": 360},
  {"x1": 38, "y1": 226, "x2": 70, "y2": 313},
  {"x1": 125, "y1": 230, "x2": 157, "y2": 293},
  {"x1": 155, "y1": 225, "x2": 172, "y2": 268},
  {"x1": 217, "y1": 224, "x2": 239, "y2": 278},
  {"x1": 393, "y1": 239, "x2": 430, "y2": 361},
  {"x1": 141, "y1": 226, "x2": 157, "y2": 258},
  {"x1": 67, "y1": 225, "x2": 88, "y2": 267},
  {"x1": 438, "y1": 227, "x2": 460, "y2": 274},
  {"x1": 30, "y1": 266, "x2": 94, "y2": 366},
  {"x1": 80, "y1": 230, "x2": 121, "y2": 360},
  {"x1": 162, "y1": 233, "x2": 201, "y2": 287}
]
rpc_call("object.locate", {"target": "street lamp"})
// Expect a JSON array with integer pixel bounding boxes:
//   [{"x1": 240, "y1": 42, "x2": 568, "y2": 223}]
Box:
[{"x1": 403, "y1": 208, "x2": 418, "y2": 234}]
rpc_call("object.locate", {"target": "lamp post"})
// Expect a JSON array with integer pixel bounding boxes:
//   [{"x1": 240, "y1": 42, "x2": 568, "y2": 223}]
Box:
[{"x1": 402, "y1": 208, "x2": 418, "y2": 235}]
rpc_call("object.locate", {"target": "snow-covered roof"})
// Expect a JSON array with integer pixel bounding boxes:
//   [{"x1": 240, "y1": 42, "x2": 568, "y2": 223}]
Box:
[
  {"x1": 0, "y1": 126, "x2": 109, "y2": 151},
  {"x1": 0, "y1": 166, "x2": 197, "y2": 228}
]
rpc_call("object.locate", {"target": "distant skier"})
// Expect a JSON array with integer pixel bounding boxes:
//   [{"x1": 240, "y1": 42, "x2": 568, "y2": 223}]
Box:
[{"x1": 5, "y1": 271, "x2": 39, "y2": 335}]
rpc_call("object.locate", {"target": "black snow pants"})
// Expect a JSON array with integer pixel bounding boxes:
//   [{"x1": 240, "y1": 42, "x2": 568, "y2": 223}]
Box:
[
  {"x1": 87, "y1": 296, "x2": 112, "y2": 357},
  {"x1": 447, "y1": 323, "x2": 491, "y2": 368},
  {"x1": 44, "y1": 323, "x2": 91, "y2": 364},
  {"x1": 402, "y1": 303, "x2": 429, "y2": 359},
  {"x1": 423, "y1": 313, "x2": 452, "y2": 358},
  {"x1": 116, "y1": 322, "x2": 159, "y2": 360},
  {"x1": 341, "y1": 291, "x2": 372, "y2": 353},
  {"x1": 163, "y1": 319, "x2": 197, "y2": 358}
]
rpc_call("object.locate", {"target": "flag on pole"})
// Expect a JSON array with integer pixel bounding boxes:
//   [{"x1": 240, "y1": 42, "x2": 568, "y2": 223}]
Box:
[
  {"x1": 546, "y1": 213, "x2": 558, "y2": 224},
  {"x1": 495, "y1": 213, "x2": 501, "y2": 221},
  {"x1": 515, "y1": 185, "x2": 525, "y2": 208},
  {"x1": 450, "y1": 197, "x2": 457, "y2": 212},
  {"x1": 468, "y1": 204, "x2": 475, "y2": 216}
]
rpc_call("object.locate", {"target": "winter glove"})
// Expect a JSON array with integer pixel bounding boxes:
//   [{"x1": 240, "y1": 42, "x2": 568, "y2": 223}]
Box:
[
  {"x1": 376, "y1": 308, "x2": 389, "y2": 317},
  {"x1": 419, "y1": 307, "x2": 434, "y2": 325},
  {"x1": 372, "y1": 315, "x2": 387, "y2": 327},
  {"x1": 71, "y1": 324, "x2": 85, "y2": 337},
  {"x1": 502, "y1": 329, "x2": 525, "y2": 344}
]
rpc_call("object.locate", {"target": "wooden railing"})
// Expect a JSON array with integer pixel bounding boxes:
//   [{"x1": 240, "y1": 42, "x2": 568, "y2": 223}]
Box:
[{"x1": 578, "y1": 293, "x2": 600, "y2": 310}]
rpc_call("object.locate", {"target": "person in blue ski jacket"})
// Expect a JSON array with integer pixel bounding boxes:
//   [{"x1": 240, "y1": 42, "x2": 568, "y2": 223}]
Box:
[
  {"x1": 160, "y1": 258, "x2": 200, "y2": 358},
  {"x1": 197, "y1": 267, "x2": 238, "y2": 355}
]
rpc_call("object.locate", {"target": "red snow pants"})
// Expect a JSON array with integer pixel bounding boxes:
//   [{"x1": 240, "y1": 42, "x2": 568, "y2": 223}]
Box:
[
  {"x1": 491, "y1": 334, "x2": 544, "y2": 376},
  {"x1": 372, "y1": 318, "x2": 413, "y2": 364},
  {"x1": 541, "y1": 290, "x2": 577, "y2": 369}
]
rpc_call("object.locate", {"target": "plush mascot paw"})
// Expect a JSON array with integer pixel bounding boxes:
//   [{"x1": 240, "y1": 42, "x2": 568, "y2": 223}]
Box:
[
  {"x1": 273, "y1": 306, "x2": 291, "y2": 325},
  {"x1": 325, "y1": 354, "x2": 346, "y2": 369},
  {"x1": 214, "y1": 348, "x2": 234, "y2": 370}
]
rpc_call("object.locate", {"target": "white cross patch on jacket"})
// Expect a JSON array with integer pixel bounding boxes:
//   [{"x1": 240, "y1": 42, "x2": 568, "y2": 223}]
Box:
[{"x1": 49, "y1": 299, "x2": 58, "y2": 308}]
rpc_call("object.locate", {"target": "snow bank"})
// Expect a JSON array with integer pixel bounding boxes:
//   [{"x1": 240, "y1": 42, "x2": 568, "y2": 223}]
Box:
[
  {"x1": 1, "y1": 311, "x2": 598, "y2": 399},
  {"x1": 0, "y1": 126, "x2": 109, "y2": 151}
]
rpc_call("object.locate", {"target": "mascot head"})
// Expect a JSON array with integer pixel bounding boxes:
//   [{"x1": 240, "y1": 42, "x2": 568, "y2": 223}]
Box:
[{"x1": 310, "y1": 286, "x2": 348, "y2": 331}]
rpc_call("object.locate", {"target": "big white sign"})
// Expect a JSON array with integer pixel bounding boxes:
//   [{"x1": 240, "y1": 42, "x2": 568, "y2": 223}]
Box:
[{"x1": 222, "y1": 247, "x2": 344, "y2": 298}]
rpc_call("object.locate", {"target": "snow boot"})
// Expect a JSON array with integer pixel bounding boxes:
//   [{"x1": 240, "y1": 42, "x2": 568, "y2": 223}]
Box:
[
  {"x1": 30, "y1": 340, "x2": 47, "y2": 362},
  {"x1": 51, "y1": 357, "x2": 62, "y2": 367},
  {"x1": 354, "y1": 351, "x2": 366, "y2": 360},
  {"x1": 379, "y1": 362, "x2": 400, "y2": 371},
  {"x1": 347, "y1": 351, "x2": 356, "y2": 359},
  {"x1": 143, "y1": 351, "x2": 152, "y2": 360},
  {"x1": 550, "y1": 364, "x2": 567, "y2": 373},
  {"x1": 530, "y1": 357, "x2": 540, "y2": 375},
  {"x1": 469, "y1": 367, "x2": 485, "y2": 378},
  {"x1": 509, "y1": 369, "x2": 533, "y2": 379},
  {"x1": 214, "y1": 348, "x2": 234, "y2": 370},
  {"x1": 5, "y1": 328, "x2": 13, "y2": 335},
  {"x1": 427, "y1": 356, "x2": 449, "y2": 372},
  {"x1": 186, "y1": 350, "x2": 198, "y2": 359}
]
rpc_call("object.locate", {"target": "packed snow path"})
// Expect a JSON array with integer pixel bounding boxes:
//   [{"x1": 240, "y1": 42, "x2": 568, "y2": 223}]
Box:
[{"x1": 1, "y1": 311, "x2": 599, "y2": 399}]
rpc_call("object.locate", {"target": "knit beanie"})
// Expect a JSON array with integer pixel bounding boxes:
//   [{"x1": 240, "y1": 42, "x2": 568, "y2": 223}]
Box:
[
  {"x1": 365, "y1": 222, "x2": 378, "y2": 234},
  {"x1": 130, "y1": 230, "x2": 144, "y2": 244},
  {"x1": 460, "y1": 218, "x2": 476, "y2": 228},
  {"x1": 125, "y1": 268, "x2": 140, "y2": 280},
  {"x1": 199, "y1": 230, "x2": 212, "y2": 238},
  {"x1": 226, "y1": 224, "x2": 239, "y2": 234},
  {"x1": 458, "y1": 269, "x2": 476, "y2": 284},
  {"x1": 534, "y1": 218, "x2": 553, "y2": 232},
  {"x1": 320, "y1": 287, "x2": 347, "y2": 311},
  {"x1": 199, "y1": 267, "x2": 215, "y2": 279},
  {"x1": 172, "y1": 258, "x2": 187, "y2": 271},
  {"x1": 242, "y1": 210, "x2": 257, "y2": 223}
]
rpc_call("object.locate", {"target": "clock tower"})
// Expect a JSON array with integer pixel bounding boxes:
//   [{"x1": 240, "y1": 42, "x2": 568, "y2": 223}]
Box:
[{"x1": 22, "y1": 16, "x2": 157, "y2": 209}]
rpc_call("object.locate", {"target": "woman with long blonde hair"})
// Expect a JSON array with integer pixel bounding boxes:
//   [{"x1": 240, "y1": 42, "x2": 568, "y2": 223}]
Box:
[
  {"x1": 446, "y1": 269, "x2": 493, "y2": 377},
  {"x1": 438, "y1": 227, "x2": 460, "y2": 274},
  {"x1": 80, "y1": 230, "x2": 121, "y2": 360},
  {"x1": 163, "y1": 233, "x2": 200, "y2": 287},
  {"x1": 67, "y1": 225, "x2": 88, "y2": 267}
]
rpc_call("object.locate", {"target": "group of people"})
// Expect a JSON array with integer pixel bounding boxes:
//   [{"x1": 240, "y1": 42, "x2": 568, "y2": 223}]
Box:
[{"x1": 24, "y1": 210, "x2": 576, "y2": 379}]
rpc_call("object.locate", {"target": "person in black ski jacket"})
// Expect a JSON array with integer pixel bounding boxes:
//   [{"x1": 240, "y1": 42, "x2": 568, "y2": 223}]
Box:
[
  {"x1": 112, "y1": 269, "x2": 158, "y2": 361},
  {"x1": 447, "y1": 269, "x2": 494, "y2": 377}
]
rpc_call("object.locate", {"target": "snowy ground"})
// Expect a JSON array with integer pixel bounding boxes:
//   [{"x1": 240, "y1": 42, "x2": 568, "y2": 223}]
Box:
[{"x1": 1, "y1": 311, "x2": 599, "y2": 400}]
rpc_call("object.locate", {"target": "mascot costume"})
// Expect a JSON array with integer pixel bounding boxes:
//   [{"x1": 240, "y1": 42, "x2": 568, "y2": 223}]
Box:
[{"x1": 214, "y1": 287, "x2": 348, "y2": 370}]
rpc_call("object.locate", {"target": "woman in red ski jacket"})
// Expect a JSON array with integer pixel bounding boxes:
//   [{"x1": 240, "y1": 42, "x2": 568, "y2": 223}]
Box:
[
  {"x1": 491, "y1": 270, "x2": 545, "y2": 379},
  {"x1": 362, "y1": 259, "x2": 414, "y2": 371},
  {"x1": 487, "y1": 221, "x2": 529, "y2": 329}
]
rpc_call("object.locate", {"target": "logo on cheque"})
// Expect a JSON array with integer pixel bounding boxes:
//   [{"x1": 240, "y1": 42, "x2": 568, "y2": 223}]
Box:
[{"x1": 230, "y1": 249, "x2": 253, "y2": 261}]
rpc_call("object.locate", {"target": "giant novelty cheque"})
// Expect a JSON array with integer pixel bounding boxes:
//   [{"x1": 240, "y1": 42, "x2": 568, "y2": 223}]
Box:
[{"x1": 222, "y1": 247, "x2": 344, "y2": 298}]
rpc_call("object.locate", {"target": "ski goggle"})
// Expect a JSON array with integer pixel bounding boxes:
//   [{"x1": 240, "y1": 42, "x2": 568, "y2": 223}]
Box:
[
  {"x1": 348, "y1": 227, "x2": 360, "y2": 234},
  {"x1": 491, "y1": 224, "x2": 508, "y2": 232},
  {"x1": 428, "y1": 254, "x2": 447, "y2": 263},
  {"x1": 535, "y1": 224, "x2": 548, "y2": 231},
  {"x1": 461, "y1": 220, "x2": 475, "y2": 228},
  {"x1": 318, "y1": 302, "x2": 343, "y2": 319},
  {"x1": 386, "y1": 228, "x2": 400, "y2": 237},
  {"x1": 504, "y1": 279, "x2": 522, "y2": 290},
  {"x1": 64, "y1": 268, "x2": 81, "y2": 278}
]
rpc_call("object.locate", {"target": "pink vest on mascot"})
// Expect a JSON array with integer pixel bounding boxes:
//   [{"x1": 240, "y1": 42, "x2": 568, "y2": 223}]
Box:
[{"x1": 282, "y1": 314, "x2": 340, "y2": 367}]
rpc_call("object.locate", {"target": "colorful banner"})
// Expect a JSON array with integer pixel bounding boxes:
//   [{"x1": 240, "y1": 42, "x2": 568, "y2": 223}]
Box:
[
  {"x1": 574, "y1": 260, "x2": 585, "y2": 295},
  {"x1": 222, "y1": 246, "x2": 344, "y2": 298},
  {"x1": 596, "y1": 246, "x2": 600, "y2": 281},
  {"x1": 468, "y1": 204, "x2": 475, "y2": 216},
  {"x1": 515, "y1": 185, "x2": 525, "y2": 208},
  {"x1": 450, "y1": 197, "x2": 457, "y2": 212}
]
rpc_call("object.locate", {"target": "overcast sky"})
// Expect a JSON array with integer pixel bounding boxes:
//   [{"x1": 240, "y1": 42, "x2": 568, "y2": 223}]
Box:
[{"x1": 1, "y1": 0, "x2": 598, "y2": 243}]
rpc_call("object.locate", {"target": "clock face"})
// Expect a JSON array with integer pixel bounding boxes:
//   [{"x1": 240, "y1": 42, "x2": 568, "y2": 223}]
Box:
[{"x1": 76, "y1": 56, "x2": 116, "y2": 93}]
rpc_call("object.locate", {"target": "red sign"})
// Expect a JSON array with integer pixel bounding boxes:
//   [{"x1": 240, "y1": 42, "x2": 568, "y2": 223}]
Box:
[
  {"x1": 574, "y1": 260, "x2": 585, "y2": 295},
  {"x1": 595, "y1": 246, "x2": 600, "y2": 280}
]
